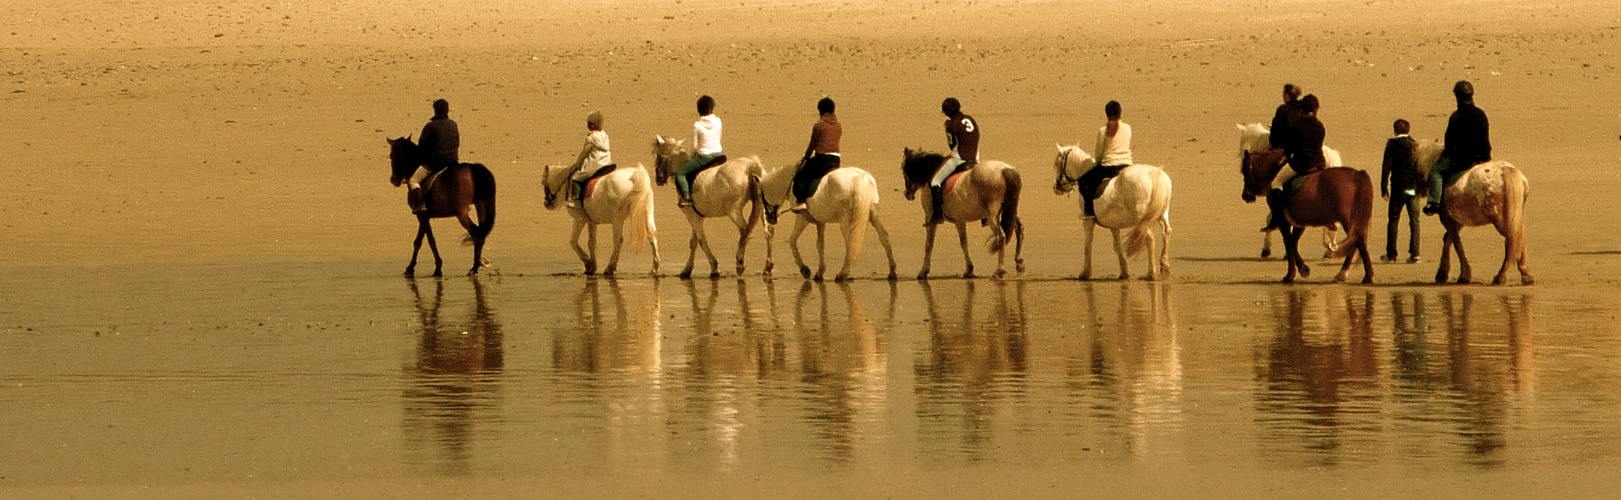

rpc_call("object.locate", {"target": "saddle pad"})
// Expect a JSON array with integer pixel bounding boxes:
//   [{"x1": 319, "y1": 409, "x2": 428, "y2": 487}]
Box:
[
  {"x1": 943, "y1": 171, "x2": 968, "y2": 196},
  {"x1": 584, "y1": 176, "x2": 603, "y2": 200}
]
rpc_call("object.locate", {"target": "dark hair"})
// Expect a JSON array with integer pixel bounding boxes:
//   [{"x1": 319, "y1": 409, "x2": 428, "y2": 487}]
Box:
[
  {"x1": 817, "y1": 97, "x2": 835, "y2": 114},
  {"x1": 697, "y1": 95, "x2": 716, "y2": 115},
  {"x1": 1393, "y1": 118, "x2": 1410, "y2": 135},
  {"x1": 941, "y1": 97, "x2": 961, "y2": 116},
  {"x1": 1453, "y1": 80, "x2": 1474, "y2": 99},
  {"x1": 1299, "y1": 94, "x2": 1320, "y2": 113},
  {"x1": 432, "y1": 99, "x2": 449, "y2": 116},
  {"x1": 1283, "y1": 84, "x2": 1302, "y2": 100},
  {"x1": 1105, "y1": 100, "x2": 1122, "y2": 119}
]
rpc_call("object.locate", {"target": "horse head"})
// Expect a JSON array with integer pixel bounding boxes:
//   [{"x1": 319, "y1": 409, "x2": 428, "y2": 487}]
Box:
[
  {"x1": 650, "y1": 135, "x2": 689, "y2": 186},
  {"x1": 1240, "y1": 149, "x2": 1286, "y2": 203},
  {"x1": 900, "y1": 148, "x2": 946, "y2": 201},
  {"x1": 540, "y1": 165, "x2": 563, "y2": 210},
  {"x1": 388, "y1": 136, "x2": 421, "y2": 187},
  {"x1": 1053, "y1": 145, "x2": 1095, "y2": 195}
]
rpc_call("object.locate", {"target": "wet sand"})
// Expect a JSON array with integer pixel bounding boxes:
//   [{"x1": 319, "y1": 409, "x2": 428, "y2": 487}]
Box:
[{"x1": 5, "y1": 0, "x2": 1621, "y2": 496}]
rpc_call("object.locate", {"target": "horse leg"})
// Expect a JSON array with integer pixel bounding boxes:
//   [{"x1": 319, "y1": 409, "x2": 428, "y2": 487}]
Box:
[
  {"x1": 1158, "y1": 213, "x2": 1173, "y2": 278},
  {"x1": 695, "y1": 218, "x2": 721, "y2": 279},
  {"x1": 1322, "y1": 226, "x2": 1340, "y2": 260},
  {"x1": 680, "y1": 215, "x2": 701, "y2": 279},
  {"x1": 605, "y1": 221, "x2": 624, "y2": 277},
  {"x1": 733, "y1": 212, "x2": 751, "y2": 276},
  {"x1": 956, "y1": 223, "x2": 976, "y2": 279},
  {"x1": 1493, "y1": 221, "x2": 1531, "y2": 286},
  {"x1": 918, "y1": 223, "x2": 938, "y2": 280},
  {"x1": 1014, "y1": 219, "x2": 1026, "y2": 274},
  {"x1": 762, "y1": 222, "x2": 775, "y2": 276},
  {"x1": 1513, "y1": 228, "x2": 1534, "y2": 286},
  {"x1": 406, "y1": 218, "x2": 428, "y2": 276},
  {"x1": 1261, "y1": 228, "x2": 1273, "y2": 259},
  {"x1": 569, "y1": 222, "x2": 591, "y2": 274},
  {"x1": 1359, "y1": 235, "x2": 1374, "y2": 284},
  {"x1": 648, "y1": 226, "x2": 662, "y2": 277},
  {"x1": 1080, "y1": 217, "x2": 1096, "y2": 280},
  {"x1": 869, "y1": 209, "x2": 898, "y2": 280},
  {"x1": 1435, "y1": 224, "x2": 1456, "y2": 283},
  {"x1": 813, "y1": 222, "x2": 827, "y2": 281},
  {"x1": 424, "y1": 221, "x2": 444, "y2": 278},
  {"x1": 456, "y1": 210, "x2": 482, "y2": 276},
  {"x1": 1111, "y1": 227, "x2": 1130, "y2": 280},
  {"x1": 836, "y1": 220, "x2": 862, "y2": 283},
  {"x1": 1142, "y1": 227, "x2": 1159, "y2": 281},
  {"x1": 1280, "y1": 226, "x2": 1303, "y2": 283},
  {"x1": 1453, "y1": 227, "x2": 1473, "y2": 284},
  {"x1": 790, "y1": 216, "x2": 811, "y2": 279},
  {"x1": 587, "y1": 223, "x2": 601, "y2": 276}
]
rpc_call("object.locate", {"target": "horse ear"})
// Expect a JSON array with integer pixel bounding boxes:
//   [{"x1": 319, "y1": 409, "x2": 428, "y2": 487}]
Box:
[
  {"x1": 1235, "y1": 124, "x2": 1245, "y2": 131},
  {"x1": 1055, "y1": 144, "x2": 1064, "y2": 153},
  {"x1": 656, "y1": 136, "x2": 665, "y2": 145}
]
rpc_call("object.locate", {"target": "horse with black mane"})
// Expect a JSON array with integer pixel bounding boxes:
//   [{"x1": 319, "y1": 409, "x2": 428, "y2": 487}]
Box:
[{"x1": 388, "y1": 137, "x2": 497, "y2": 277}]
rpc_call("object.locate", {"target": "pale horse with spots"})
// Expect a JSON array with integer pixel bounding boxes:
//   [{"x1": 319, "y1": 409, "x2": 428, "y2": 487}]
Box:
[{"x1": 1412, "y1": 139, "x2": 1533, "y2": 285}]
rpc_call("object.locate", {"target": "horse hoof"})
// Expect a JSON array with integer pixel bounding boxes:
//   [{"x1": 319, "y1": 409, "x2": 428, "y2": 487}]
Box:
[
  {"x1": 1298, "y1": 265, "x2": 1312, "y2": 278},
  {"x1": 993, "y1": 270, "x2": 1008, "y2": 279},
  {"x1": 403, "y1": 269, "x2": 415, "y2": 277},
  {"x1": 603, "y1": 268, "x2": 617, "y2": 277},
  {"x1": 1456, "y1": 277, "x2": 1471, "y2": 285},
  {"x1": 887, "y1": 272, "x2": 899, "y2": 280},
  {"x1": 1361, "y1": 276, "x2": 1374, "y2": 284},
  {"x1": 1078, "y1": 272, "x2": 1091, "y2": 281},
  {"x1": 709, "y1": 272, "x2": 722, "y2": 279},
  {"x1": 1260, "y1": 249, "x2": 1272, "y2": 259},
  {"x1": 834, "y1": 274, "x2": 850, "y2": 282},
  {"x1": 432, "y1": 271, "x2": 444, "y2": 278},
  {"x1": 1435, "y1": 273, "x2": 1448, "y2": 284},
  {"x1": 963, "y1": 272, "x2": 976, "y2": 279},
  {"x1": 678, "y1": 271, "x2": 693, "y2": 280},
  {"x1": 1281, "y1": 275, "x2": 1295, "y2": 284},
  {"x1": 1522, "y1": 277, "x2": 1536, "y2": 286},
  {"x1": 813, "y1": 274, "x2": 824, "y2": 282},
  {"x1": 1016, "y1": 261, "x2": 1027, "y2": 274},
  {"x1": 799, "y1": 266, "x2": 812, "y2": 279},
  {"x1": 917, "y1": 272, "x2": 930, "y2": 280}
]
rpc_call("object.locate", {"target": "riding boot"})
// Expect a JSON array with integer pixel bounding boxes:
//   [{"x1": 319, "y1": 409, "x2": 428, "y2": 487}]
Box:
[
  {"x1": 1261, "y1": 188, "x2": 1286, "y2": 231},
  {"x1": 567, "y1": 180, "x2": 584, "y2": 208},
  {"x1": 926, "y1": 186, "x2": 945, "y2": 226},
  {"x1": 1422, "y1": 201, "x2": 1441, "y2": 216},
  {"x1": 408, "y1": 187, "x2": 425, "y2": 214},
  {"x1": 1082, "y1": 194, "x2": 1097, "y2": 220}
]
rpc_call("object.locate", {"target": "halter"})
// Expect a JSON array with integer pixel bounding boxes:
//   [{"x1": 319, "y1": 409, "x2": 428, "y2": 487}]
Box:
[{"x1": 1055, "y1": 149, "x2": 1079, "y2": 189}]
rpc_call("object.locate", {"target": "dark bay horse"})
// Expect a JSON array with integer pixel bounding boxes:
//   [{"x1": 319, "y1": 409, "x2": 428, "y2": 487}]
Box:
[
  {"x1": 1241, "y1": 149, "x2": 1373, "y2": 283},
  {"x1": 388, "y1": 137, "x2": 497, "y2": 277}
]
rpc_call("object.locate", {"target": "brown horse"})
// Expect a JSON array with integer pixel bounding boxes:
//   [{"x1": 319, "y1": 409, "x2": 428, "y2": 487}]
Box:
[
  {"x1": 1240, "y1": 149, "x2": 1374, "y2": 283},
  {"x1": 388, "y1": 137, "x2": 497, "y2": 277}
]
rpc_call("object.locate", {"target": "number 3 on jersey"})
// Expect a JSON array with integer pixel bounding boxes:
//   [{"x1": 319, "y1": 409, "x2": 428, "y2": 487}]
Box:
[{"x1": 961, "y1": 118, "x2": 975, "y2": 133}]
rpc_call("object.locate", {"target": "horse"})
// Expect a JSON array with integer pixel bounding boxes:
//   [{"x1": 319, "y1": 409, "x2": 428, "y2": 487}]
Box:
[
  {"x1": 651, "y1": 135, "x2": 765, "y2": 278},
  {"x1": 752, "y1": 159, "x2": 897, "y2": 281},
  {"x1": 540, "y1": 164, "x2": 660, "y2": 277},
  {"x1": 387, "y1": 137, "x2": 496, "y2": 277},
  {"x1": 1240, "y1": 147, "x2": 1375, "y2": 284},
  {"x1": 899, "y1": 149, "x2": 1025, "y2": 279},
  {"x1": 1053, "y1": 146, "x2": 1173, "y2": 280},
  {"x1": 1412, "y1": 140, "x2": 1533, "y2": 285},
  {"x1": 1236, "y1": 123, "x2": 1344, "y2": 259}
]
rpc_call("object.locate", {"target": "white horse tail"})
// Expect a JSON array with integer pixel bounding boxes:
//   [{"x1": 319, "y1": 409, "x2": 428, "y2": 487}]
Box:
[
  {"x1": 846, "y1": 173, "x2": 879, "y2": 267},
  {"x1": 987, "y1": 167, "x2": 1022, "y2": 253},
  {"x1": 1502, "y1": 163, "x2": 1529, "y2": 257},
  {"x1": 743, "y1": 160, "x2": 765, "y2": 240},
  {"x1": 623, "y1": 167, "x2": 654, "y2": 254}
]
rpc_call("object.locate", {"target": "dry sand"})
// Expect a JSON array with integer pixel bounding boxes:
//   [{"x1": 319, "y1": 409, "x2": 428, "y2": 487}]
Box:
[{"x1": 7, "y1": 0, "x2": 1621, "y2": 285}]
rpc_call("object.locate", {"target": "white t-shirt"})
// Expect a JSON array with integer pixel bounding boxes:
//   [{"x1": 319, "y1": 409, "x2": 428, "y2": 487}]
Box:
[
  {"x1": 1094, "y1": 121, "x2": 1133, "y2": 167},
  {"x1": 693, "y1": 115, "x2": 723, "y2": 155}
]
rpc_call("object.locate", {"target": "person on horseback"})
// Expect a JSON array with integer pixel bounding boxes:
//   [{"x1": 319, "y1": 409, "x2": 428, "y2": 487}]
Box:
[
  {"x1": 1423, "y1": 80, "x2": 1492, "y2": 216},
  {"x1": 929, "y1": 97, "x2": 980, "y2": 225},
  {"x1": 410, "y1": 98, "x2": 460, "y2": 213},
  {"x1": 565, "y1": 111, "x2": 615, "y2": 209},
  {"x1": 1380, "y1": 118, "x2": 1422, "y2": 263},
  {"x1": 675, "y1": 95, "x2": 725, "y2": 207},
  {"x1": 1078, "y1": 100, "x2": 1133, "y2": 220},
  {"x1": 1264, "y1": 94, "x2": 1326, "y2": 229},
  {"x1": 1269, "y1": 84, "x2": 1306, "y2": 154},
  {"x1": 790, "y1": 97, "x2": 842, "y2": 213}
]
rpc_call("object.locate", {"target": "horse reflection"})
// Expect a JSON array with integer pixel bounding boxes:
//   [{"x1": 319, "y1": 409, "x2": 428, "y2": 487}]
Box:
[
  {"x1": 794, "y1": 281, "x2": 895, "y2": 464},
  {"x1": 915, "y1": 280, "x2": 1028, "y2": 461},
  {"x1": 550, "y1": 278, "x2": 667, "y2": 470},
  {"x1": 1439, "y1": 293, "x2": 1535, "y2": 467},
  {"x1": 672, "y1": 278, "x2": 789, "y2": 471},
  {"x1": 1058, "y1": 282, "x2": 1182, "y2": 459},
  {"x1": 1256, "y1": 288, "x2": 1378, "y2": 467},
  {"x1": 401, "y1": 278, "x2": 504, "y2": 475}
]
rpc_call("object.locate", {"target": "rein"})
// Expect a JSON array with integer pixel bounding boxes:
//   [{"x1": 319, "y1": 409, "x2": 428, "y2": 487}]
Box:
[{"x1": 1055, "y1": 150, "x2": 1078, "y2": 188}]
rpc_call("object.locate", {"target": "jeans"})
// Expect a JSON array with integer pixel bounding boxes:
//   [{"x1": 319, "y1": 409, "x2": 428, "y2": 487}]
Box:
[
  {"x1": 1426, "y1": 156, "x2": 1468, "y2": 206},
  {"x1": 676, "y1": 152, "x2": 723, "y2": 199},
  {"x1": 793, "y1": 154, "x2": 840, "y2": 202},
  {"x1": 1387, "y1": 190, "x2": 1422, "y2": 258}
]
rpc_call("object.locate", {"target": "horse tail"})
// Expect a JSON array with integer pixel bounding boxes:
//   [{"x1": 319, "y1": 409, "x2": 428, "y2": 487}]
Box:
[
  {"x1": 987, "y1": 167, "x2": 1022, "y2": 253},
  {"x1": 1332, "y1": 169, "x2": 1373, "y2": 260},
  {"x1": 846, "y1": 174, "x2": 877, "y2": 267},
  {"x1": 623, "y1": 168, "x2": 654, "y2": 254},
  {"x1": 743, "y1": 160, "x2": 764, "y2": 238},
  {"x1": 470, "y1": 164, "x2": 497, "y2": 242},
  {"x1": 1501, "y1": 163, "x2": 1529, "y2": 263}
]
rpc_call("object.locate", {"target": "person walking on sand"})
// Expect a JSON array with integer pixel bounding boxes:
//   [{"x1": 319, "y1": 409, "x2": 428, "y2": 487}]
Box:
[
  {"x1": 1423, "y1": 80, "x2": 1492, "y2": 216},
  {"x1": 565, "y1": 111, "x2": 615, "y2": 209},
  {"x1": 790, "y1": 97, "x2": 842, "y2": 213},
  {"x1": 928, "y1": 97, "x2": 980, "y2": 225},
  {"x1": 410, "y1": 98, "x2": 461, "y2": 214},
  {"x1": 1078, "y1": 100, "x2": 1133, "y2": 220},
  {"x1": 1380, "y1": 118, "x2": 1422, "y2": 263},
  {"x1": 674, "y1": 95, "x2": 725, "y2": 207}
]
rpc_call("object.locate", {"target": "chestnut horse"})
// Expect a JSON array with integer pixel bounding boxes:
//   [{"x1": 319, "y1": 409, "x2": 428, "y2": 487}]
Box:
[
  {"x1": 388, "y1": 137, "x2": 497, "y2": 277},
  {"x1": 1240, "y1": 149, "x2": 1373, "y2": 283}
]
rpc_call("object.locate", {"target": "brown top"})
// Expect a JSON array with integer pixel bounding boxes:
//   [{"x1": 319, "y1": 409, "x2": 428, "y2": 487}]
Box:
[{"x1": 805, "y1": 113, "x2": 842, "y2": 157}]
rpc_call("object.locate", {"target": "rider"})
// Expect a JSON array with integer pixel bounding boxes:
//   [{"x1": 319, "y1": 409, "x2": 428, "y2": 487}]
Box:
[
  {"x1": 1269, "y1": 84, "x2": 1306, "y2": 154},
  {"x1": 790, "y1": 97, "x2": 842, "y2": 213},
  {"x1": 411, "y1": 98, "x2": 460, "y2": 213},
  {"x1": 930, "y1": 97, "x2": 980, "y2": 225},
  {"x1": 1380, "y1": 118, "x2": 1422, "y2": 263},
  {"x1": 565, "y1": 111, "x2": 615, "y2": 209},
  {"x1": 1264, "y1": 94, "x2": 1325, "y2": 228},
  {"x1": 1423, "y1": 80, "x2": 1492, "y2": 216},
  {"x1": 1078, "y1": 100, "x2": 1132, "y2": 220},
  {"x1": 675, "y1": 95, "x2": 725, "y2": 207}
]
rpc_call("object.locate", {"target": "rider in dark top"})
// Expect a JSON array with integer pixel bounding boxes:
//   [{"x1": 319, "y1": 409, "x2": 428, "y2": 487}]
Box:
[
  {"x1": 410, "y1": 99, "x2": 460, "y2": 213},
  {"x1": 929, "y1": 97, "x2": 979, "y2": 225},
  {"x1": 1269, "y1": 84, "x2": 1305, "y2": 155},
  {"x1": 1424, "y1": 80, "x2": 1492, "y2": 215}
]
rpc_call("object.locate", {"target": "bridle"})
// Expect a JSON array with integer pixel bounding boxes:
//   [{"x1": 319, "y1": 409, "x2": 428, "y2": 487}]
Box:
[{"x1": 1055, "y1": 148, "x2": 1079, "y2": 190}]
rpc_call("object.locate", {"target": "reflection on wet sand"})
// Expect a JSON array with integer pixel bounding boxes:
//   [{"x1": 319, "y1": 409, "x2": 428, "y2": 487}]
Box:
[
  {"x1": 915, "y1": 281, "x2": 1029, "y2": 462},
  {"x1": 671, "y1": 278, "x2": 790, "y2": 471},
  {"x1": 401, "y1": 278, "x2": 504, "y2": 475},
  {"x1": 550, "y1": 278, "x2": 668, "y2": 471},
  {"x1": 1054, "y1": 282, "x2": 1183, "y2": 461},
  {"x1": 794, "y1": 281, "x2": 894, "y2": 464},
  {"x1": 1257, "y1": 289, "x2": 1535, "y2": 468}
]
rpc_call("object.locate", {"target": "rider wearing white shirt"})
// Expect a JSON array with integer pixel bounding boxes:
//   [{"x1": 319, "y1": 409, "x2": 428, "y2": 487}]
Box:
[{"x1": 1078, "y1": 100, "x2": 1133, "y2": 219}]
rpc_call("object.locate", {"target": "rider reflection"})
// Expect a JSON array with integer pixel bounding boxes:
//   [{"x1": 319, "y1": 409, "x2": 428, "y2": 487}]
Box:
[
  {"x1": 915, "y1": 281, "x2": 1028, "y2": 462},
  {"x1": 401, "y1": 278, "x2": 504, "y2": 475},
  {"x1": 795, "y1": 281, "x2": 895, "y2": 464}
]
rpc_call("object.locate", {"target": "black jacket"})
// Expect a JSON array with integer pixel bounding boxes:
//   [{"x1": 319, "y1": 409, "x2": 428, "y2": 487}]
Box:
[
  {"x1": 1443, "y1": 103, "x2": 1491, "y2": 165},
  {"x1": 419, "y1": 115, "x2": 460, "y2": 168},
  {"x1": 1381, "y1": 136, "x2": 1421, "y2": 193}
]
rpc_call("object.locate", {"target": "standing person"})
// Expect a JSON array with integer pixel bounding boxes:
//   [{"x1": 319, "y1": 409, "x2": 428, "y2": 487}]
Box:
[
  {"x1": 565, "y1": 111, "x2": 614, "y2": 209},
  {"x1": 1077, "y1": 100, "x2": 1133, "y2": 220},
  {"x1": 929, "y1": 97, "x2": 980, "y2": 225},
  {"x1": 790, "y1": 97, "x2": 842, "y2": 213},
  {"x1": 411, "y1": 98, "x2": 460, "y2": 213},
  {"x1": 1380, "y1": 119, "x2": 1422, "y2": 263},
  {"x1": 675, "y1": 95, "x2": 725, "y2": 207},
  {"x1": 1423, "y1": 80, "x2": 1492, "y2": 215}
]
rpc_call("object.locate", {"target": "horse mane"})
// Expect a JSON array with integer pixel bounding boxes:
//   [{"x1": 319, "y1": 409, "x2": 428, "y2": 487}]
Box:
[
  {"x1": 902, "y1": 149, "x2": 948, "y2": 185},
  {"x1": 1236, "y1": 123, "x2": 1271, "y2": 154}
]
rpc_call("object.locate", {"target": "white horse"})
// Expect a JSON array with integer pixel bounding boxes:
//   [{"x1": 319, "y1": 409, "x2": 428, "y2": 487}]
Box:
[
  {"x1": 1412, "y1": 140, "x2": 1533, "y2": 285},
  {"x1": 900, "y1": 149, "x2": 1026, "y2": 279},
  {"x1": 1053, "y1": 146, "x2": 1173, "y2": 280},
  {"x1": 753, "y1": 160, "x2": 897, "y2": 281},
  {"x1": 541, "y1": 164, "x2": 660, "y2": 276},
  {"x1": 1236, "y1": 123, "x2": 1344, "y2": 259},
  {"x1": 651, "y1": 135, "x2": 765, "y2": 279}
]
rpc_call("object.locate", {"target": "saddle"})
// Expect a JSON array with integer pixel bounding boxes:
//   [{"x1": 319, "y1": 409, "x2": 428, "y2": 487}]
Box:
[
  {"x1": 941, "y1": 161, "x2": 975, "y2": 196},
  {"x1": 579, "y1": 164, "x2": 618, "y2": 200},
  {"x1": 421, "y1": 166, "x2": 451, "y2": 191}
]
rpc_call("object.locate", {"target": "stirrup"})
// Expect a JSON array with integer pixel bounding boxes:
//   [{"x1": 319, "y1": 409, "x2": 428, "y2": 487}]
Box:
[
  {"x1": 789, "y1": 202, "x2": 808, "y2": 213},
  {"x1": 1422, "y1": 202, "x2": 1441, "y2": 215},
  {"x1": 678, "y1": 198, "x2": 694, "y2": 207}
]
